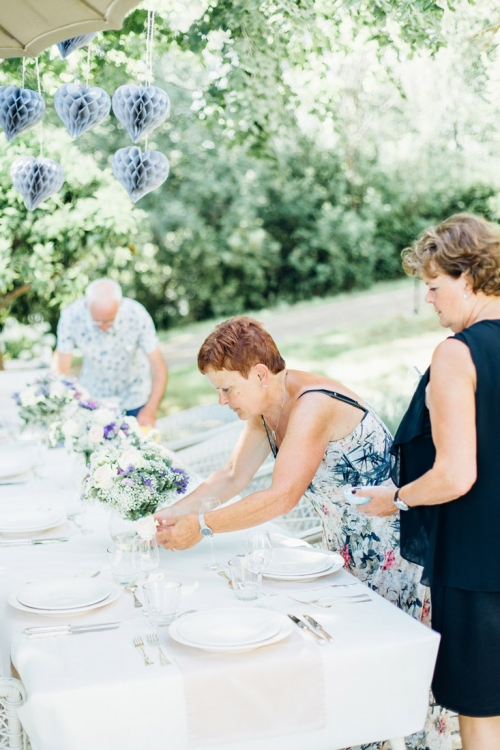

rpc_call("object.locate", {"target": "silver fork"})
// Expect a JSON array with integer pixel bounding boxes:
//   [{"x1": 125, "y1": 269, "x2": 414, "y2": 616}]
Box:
[
  {"x1": 147, "y1": 630, "x2": 171, "y2": 666},
  {"x1": 288, "y1": 594, "x2": 371, "y2": 608},
  {"x1": 133, "y1": 635, "x2": 154, "y2": 666}
]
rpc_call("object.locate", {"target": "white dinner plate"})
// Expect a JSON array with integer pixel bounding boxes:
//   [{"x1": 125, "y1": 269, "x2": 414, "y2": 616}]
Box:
[
  {"x1": 17, "y1": 579, "x2": 113, "y2": 610},
  {"x1": 9, "y1": 582, "x2": 122, "y2": 616},
  {"x1": 0, "y1": 454, "x2": 35, "y2": 478},
  {"x1": 263, "y1": 553, "x2": 344, "y2": 582},
  {"x1": 0, "y1": 507, "x2": 66, "y2": 533},
  {"x1": 176, "y1": 608, "x2": 283, "y2": 647},
  {"x1": 265, "y1": 549, "x2": 334, "y2": 577},
  {"x1": 170, "y1": 612, "x2": 292, "y2": 653}
]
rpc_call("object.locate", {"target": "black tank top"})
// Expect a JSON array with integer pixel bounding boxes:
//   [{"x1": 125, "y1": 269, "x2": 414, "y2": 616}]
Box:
[
  {"x1": 262, "y1": 389, "x2": 367, "y2": 458},
  {"x1": 393, "y1": 319, "x2": 500, "y2": 591}
]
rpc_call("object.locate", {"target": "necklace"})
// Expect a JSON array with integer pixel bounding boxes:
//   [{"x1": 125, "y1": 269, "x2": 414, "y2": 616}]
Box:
[{"x1": 267, "y1": 370, "x2": 288, "y2": 442}]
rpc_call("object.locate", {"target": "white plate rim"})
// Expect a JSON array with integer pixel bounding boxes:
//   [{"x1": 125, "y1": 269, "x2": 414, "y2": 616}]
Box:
[
  {"x1": 263, "y1": 554, "x2": 344, "y2": 581},
  {"x1": 8, "y1": 582, "x2": 122, "y2": 616},
  {"x1": 265, "y1": 549, "x2": 339, "y2": 577},
  {"x1": 0, "y1": 510, "x2": 66, "y2": 534},
  {"x1": 0, "y1": 460, "x2": 36, "y2": 479},
  {"x1": 176, "y1": 609, "x2": 283, "y2": 647},
  {"x1": 17, "y1": 579, "x2": 113, "y2": 610},
  {"x1": 170, "y1": 616, "x2": 292, "y2": 653}
]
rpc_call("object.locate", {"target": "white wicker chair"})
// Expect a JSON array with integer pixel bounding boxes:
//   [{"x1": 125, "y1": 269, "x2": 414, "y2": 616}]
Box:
[
  {"x1": 0, "y1": 679, "x2": 29, "y2": 750},
  {"x1": 157, "y1": 403, "x2": 238, "y2": 450}
]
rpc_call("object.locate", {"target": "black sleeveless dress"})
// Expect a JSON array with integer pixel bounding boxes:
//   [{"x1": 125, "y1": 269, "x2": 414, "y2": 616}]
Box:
[{"x1": 392, "y1": 320, "x2": 500, "y2": 717}]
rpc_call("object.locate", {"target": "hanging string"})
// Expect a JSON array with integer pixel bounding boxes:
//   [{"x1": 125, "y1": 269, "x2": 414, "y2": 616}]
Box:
[
  {"x1": 22, "y1": 58, "x2": 26, "y2": 89},
  {"x1": 145, "y1": 7, "x2": 155, "y2": 87},
  {"x1": 85, "y1": 44, "x2": 91, "y2": 88},
  {"x1": 35, "y1": 57, "x2": 44, "y2": 157}
]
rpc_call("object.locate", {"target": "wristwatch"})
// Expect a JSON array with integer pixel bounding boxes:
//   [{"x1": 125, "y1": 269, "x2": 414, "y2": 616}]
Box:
[
  {"x1": 393, "y1": 489, "x2": 410, "y2": 511},
  {"x1": 198, "y1": 513, "x2": 213, "y2": 537}
]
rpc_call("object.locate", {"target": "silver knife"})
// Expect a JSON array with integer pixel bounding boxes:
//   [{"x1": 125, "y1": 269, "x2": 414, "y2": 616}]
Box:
[
  {"x1": 303, "y1": 615, "x2": 334, "y2": 643},
  {"x1": 25, "y1": 622, "x2": 120, "y2": 638},
  {"x1": 0, "y1": 538, "x2": 70, "y2": 546},
  {"x1": 288, "y1": 614, "x2": 326, "y2": 645}
]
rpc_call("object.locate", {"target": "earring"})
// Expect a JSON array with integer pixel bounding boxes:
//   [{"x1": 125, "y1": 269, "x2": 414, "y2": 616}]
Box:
[
  {"x1": 261, "y1": 384, "x2": 268, "y2": 389},
  {"x1": 463, "y1": 293, "x2": 468, "y2": 299}
]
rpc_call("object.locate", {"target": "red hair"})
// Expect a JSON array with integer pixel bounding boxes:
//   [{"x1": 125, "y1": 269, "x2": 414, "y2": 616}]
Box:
[{"x1": 198, "y1": 316, "x2": 286, "y2": 377}]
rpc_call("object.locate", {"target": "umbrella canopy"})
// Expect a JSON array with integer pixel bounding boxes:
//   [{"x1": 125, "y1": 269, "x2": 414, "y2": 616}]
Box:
[{"x1": 0, "y1": 0, "x2": 144, "y2": 59}]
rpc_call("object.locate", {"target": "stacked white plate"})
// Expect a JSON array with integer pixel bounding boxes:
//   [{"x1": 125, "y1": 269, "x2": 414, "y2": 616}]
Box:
[
  {"x1": 0, "y1": 507, "x2": 66, "y2": 534},
  {"x1": 263, "y1": 549, "x2": 344, "y2": 582},
  {"x1": 0, "y1": 452, "x2": 36, "y2": 483},
  {"x1": 169, "y1": 608, "x2": 292, "y2": 653},
  {"x1": 9, "y1": 578, "x2": 122, "y2": 616}
]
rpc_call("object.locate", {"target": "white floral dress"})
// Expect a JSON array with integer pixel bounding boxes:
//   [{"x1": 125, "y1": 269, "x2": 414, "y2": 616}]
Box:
[{"x1": 266, "y1": 392, "x2": 453, "y2": 750}]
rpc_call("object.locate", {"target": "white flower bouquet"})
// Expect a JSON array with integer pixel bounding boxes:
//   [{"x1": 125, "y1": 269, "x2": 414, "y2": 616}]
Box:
[
  {"x1": 48, "y1": 399, "x2": 143, "y2": 461},
  {"x1": 13, "y1": 374, "x2": 87, "y2": 428},
  {"x1": 83, "y1": 442, "x2": 190, "y2": 520}
]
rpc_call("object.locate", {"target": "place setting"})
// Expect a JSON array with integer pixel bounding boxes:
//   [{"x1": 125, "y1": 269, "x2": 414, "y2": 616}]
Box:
[{"x1": 8, "y1": 576, "x2": 123, "y2": 617}]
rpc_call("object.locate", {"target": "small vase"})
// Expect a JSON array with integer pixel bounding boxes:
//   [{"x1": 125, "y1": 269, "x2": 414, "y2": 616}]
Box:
[{"x1": 108, "y1": 510, "x2": 138, "y2": 547}]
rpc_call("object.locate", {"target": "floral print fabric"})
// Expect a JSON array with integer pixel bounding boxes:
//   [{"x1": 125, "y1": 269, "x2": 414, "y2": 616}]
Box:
[{"x1": 304, "y1": 408, "x2": 453, "y2": 750}]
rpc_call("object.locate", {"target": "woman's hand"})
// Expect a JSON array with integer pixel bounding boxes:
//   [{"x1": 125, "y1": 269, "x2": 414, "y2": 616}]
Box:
[
  {"x1": 354, "y1": 486, "x2": 398, "y2": 517},
  {"x1": 155, "y1": 513, "x2": 202, "y2": 551}
]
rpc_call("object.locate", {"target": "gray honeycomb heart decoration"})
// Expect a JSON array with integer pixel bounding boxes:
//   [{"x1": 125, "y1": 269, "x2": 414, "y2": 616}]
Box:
[
  {"x1": 54, "y1": 83, "x2": 111, "y2": 139},
  {"x1": 111, "y1": 84, "x2": 170, "y2": 143},
  {"x1": 57, "y1": 34, "x2": 97, "y2": 59},
  {"x1": 111, "y1": 146, "x2": 169, "y2": 203},
  {"x1": 10, "y1": 156, "x2": 65, "y2": 211},
  {"x1": 0, "y1": 86, "x2": 45, "y2": 142}
]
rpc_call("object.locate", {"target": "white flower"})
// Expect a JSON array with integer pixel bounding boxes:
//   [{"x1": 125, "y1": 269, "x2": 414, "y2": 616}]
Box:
[
  {"x1": 19, "y1": 389, "x2": 37, "y2": 407},
  {"x1": 62, "y1": 419, "x2": 79, "y2": 438},
  {"x1": 49, "y1": 381, "x2": 67, "y2": 399},
  {"x1": 118, "y1": 448, "x2": 144, "y2": 471},
  {"x1": 89, "y1": 425, "x2": 104, "y2": 443},
  {"x1": 121, "y1": 416, "x2": 142, "y2": 435},
  {"x1": 93, "y1": 408, "x2": 117, "y2": 427},
  {"x1": 136, "y1": 516, "x2": 158, "y2": 540},
  {"x1": 93, "y1": 463, "x2": 116, "y2": 489}
]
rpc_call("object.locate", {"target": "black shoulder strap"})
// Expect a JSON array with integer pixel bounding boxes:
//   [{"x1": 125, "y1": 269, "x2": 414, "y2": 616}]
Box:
[
  {"x1": 261, "y1": 416, "x2": 278, "y2": 458},
  {"x1": 298, "y1": 388, "x2": 368, "y2": 414}
]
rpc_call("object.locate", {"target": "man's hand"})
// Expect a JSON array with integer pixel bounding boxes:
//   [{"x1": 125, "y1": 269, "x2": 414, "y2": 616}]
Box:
[
  {"x1": 155, "y1": 513, "x2": 203, "y2": 551},
  {"x1": 136, "y1": 405, "x2": 157, "y2": 427}
]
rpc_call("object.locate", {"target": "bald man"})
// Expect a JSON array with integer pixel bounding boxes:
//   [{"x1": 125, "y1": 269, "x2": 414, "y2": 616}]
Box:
[{"x1": 54, "y1": 279, "x2": 167, "y2": 426}]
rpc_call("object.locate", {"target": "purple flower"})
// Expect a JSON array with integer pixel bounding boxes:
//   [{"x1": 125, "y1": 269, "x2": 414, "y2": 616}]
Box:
[
  {"x1": 142, "y1": 477, "x2": 153, "y2": 488},
  {"x1": 79, "y1": 399, "x2": 99, "y2": 410},
  {"x1": 103, "y1": 423, "x2": 118, "y2": 440},
  {"x1": 12, "y1": 393, "x2": 20, "y2": 405},
  {"x1": 172, "y1": 468, "x2": 189, "y2": 494}
]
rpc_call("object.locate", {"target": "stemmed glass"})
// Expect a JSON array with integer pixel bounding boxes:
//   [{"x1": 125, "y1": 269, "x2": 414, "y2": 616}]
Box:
[
  {"x1": 132, "y1": 536, "x2": 160, "y2": 584},
  {"x1": 245, "y1": 530, "x2": 273, "y2": 605},
  {"x1": 200, "y1": 497, "x2": 222, "y2": 571}
]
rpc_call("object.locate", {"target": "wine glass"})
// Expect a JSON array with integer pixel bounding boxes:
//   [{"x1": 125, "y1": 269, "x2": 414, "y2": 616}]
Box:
[
  {"x1": 132, "y1": 536, "x2": 160, "y2": 584},
  {"x1": 245, "y1": 530, "x2": 273, "y2": 604},
  {"x1": 200, "y1": 496, "x2": 222, "y2": 571}
]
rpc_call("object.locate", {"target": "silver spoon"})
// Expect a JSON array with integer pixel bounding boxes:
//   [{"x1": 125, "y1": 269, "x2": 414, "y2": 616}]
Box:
[{"x1": 125, "y1": 584, "x2": 143, "y2": 607}]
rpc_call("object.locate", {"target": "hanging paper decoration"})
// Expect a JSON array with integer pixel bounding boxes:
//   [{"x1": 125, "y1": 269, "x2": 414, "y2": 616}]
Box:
[
  {"x1": 111, "y1": 84, "x2": 170, "y2": 143},
  {"x1": 54, "y1": 83, "x2": 111, "y2": 139},
  {"x1": 111, "y1": 146, "x2": 169, "y2": 203},
  {"x1": 0, "y1": 86, "x2": 45, "y2": 142},
  {"x1": 57, "y1": 34, "x2": 97, "y2": 59},
  {"x1": 10, "y1": 156, "x2": 64, "y2": 211}
]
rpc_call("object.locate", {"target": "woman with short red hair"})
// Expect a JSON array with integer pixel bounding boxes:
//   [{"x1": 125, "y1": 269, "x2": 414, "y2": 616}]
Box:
[{"x1": 155, "y1": 315, "x2": 451, "y2": 749}]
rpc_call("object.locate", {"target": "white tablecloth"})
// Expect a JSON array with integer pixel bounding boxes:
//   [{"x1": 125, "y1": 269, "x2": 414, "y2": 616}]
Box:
[{"x1": 0, "y1": 447, "x2": 440, "y2": 750}]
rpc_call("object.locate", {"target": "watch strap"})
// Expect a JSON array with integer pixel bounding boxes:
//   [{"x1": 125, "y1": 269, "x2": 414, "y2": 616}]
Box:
[{"x1": 198, "y1": 513, "x2": 213, "y2": 536}]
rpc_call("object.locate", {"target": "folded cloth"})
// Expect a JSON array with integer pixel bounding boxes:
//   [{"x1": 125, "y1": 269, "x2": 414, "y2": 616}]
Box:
[{"x1": 167, "y1": 628, "x2": 325, "y2": 746}]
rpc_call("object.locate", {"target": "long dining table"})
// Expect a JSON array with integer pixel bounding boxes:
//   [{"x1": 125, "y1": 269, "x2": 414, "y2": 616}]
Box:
[{"x1": 0, "y1": 443, "x2": 440, "y2": 750}]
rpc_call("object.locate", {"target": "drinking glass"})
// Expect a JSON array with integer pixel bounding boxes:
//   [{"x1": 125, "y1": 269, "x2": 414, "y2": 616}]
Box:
[
  {"x1": 132, "y1": 536, "x2": 160, "y2": 583},
  {"x1": 200, "y1": 497, "x2": 222, "y2": 571},
  {"x1": 228, "y1": 557, "x2": 260, "y2": 601},
  {"x1": 142, "y1": 581, "x2": 181, "y2": 626},
  {"x1": 245, "y1": 530, "x2": 273, "y2": 604},
  {"x1": 107, "y1": 543, "x2": 138, "y2": 585}
]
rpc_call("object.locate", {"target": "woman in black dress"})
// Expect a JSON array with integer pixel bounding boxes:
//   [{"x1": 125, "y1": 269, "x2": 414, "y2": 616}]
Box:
[{"x1": 354, "y1": 213, "x2": 500, "y2": 750}]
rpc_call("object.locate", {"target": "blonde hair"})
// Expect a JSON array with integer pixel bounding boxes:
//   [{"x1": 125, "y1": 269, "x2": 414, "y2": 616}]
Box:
[{"x1": 402, "y1": 213, "x2": 500, "y2": 296}]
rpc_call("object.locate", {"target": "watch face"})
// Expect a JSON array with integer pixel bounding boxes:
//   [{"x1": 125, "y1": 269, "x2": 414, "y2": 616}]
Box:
[
  {"x1": 395, "y1": 500, "x2": 409, "y2": 511},
  {"x1": 200, "y1": 527, "x2": 212, "y2": 536}
]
